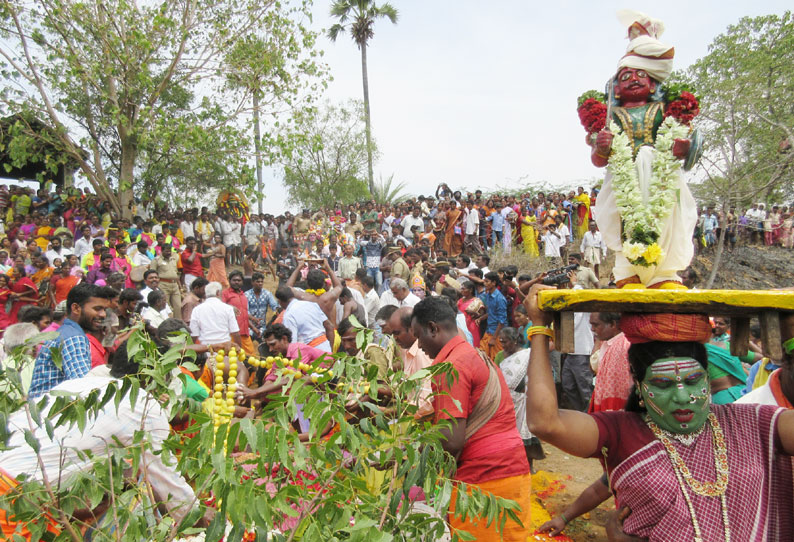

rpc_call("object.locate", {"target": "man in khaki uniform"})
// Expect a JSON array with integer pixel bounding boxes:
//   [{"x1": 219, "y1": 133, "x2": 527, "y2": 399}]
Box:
[
  {"x1": 149, "y1": 244, "x2": 182, "y2": 314},
  {"x1": 388, "y1": 248, "x2": 410, "y2": 282}
]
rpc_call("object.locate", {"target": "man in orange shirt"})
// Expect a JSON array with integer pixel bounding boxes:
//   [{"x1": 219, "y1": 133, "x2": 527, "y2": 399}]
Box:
[
  {"x1": 410, "y1": 297, "x2": 531, "y2": 541},
  {"x1": 222, "y1": 270, "x2": 255, "y2": 355},
  {"x1": 50, "y1": 264, "x2": 80, "y2": 306}
]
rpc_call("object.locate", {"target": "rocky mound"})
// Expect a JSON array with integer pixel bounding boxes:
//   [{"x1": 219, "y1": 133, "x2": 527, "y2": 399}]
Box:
[{"x1": 690, "y1": 245, "x2": 794, "y2": 290}]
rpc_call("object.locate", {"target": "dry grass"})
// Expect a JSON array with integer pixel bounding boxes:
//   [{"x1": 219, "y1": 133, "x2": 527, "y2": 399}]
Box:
[{"x1": 490, "y1": 246, "x2": 616, "y2": 283}]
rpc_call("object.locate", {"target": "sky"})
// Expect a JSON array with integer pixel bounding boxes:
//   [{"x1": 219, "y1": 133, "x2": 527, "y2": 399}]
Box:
[{"x1": 256, "y1": 0, "x2": 791, "y2": 214}]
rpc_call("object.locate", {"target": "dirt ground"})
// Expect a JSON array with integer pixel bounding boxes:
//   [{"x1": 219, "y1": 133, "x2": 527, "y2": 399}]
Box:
[{"x1": 533, "y1": 446, "x2": 611, "y2": 541}]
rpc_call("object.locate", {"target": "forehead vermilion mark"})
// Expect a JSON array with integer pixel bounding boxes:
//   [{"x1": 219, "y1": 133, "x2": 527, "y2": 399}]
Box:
[{"x1": 652, "y1": 360, "x2": 699, "y2": 374}]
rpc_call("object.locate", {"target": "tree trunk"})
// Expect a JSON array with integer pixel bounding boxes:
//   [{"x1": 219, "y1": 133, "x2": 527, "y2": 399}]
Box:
[
  {"x1": 253, "y1": 91, "x2": 264, "y2": 214},
  {"x1": 360, "y1": 42, "x2": 374, "y2": 195},
  {"x1": 118, "y1": 138, "x2": 137, "y2": 220},
  {"x1": 705, "y1": 215, "x2": 727, "y2": 289}
]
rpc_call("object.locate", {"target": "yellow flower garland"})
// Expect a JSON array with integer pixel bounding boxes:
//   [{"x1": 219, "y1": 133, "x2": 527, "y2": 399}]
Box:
[
  {"x1": 305, "y1": 288, "x2": 326, "y2": 296},
  {"x1": 607, "y1": 117, "x2": 689, "y2": 267}
]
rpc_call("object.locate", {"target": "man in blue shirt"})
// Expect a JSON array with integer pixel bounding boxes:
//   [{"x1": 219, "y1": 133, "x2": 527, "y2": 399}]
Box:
[
  {"x1": 359, "y1": 230, "x2": 385, "y2": 291},
  {"x1": 28, "y1": 283, "x2": 116, "y2": 398},
  {"x1": 245, "y1": 272, "x2": 279, "y2": 341},
  {"x1": 478, "y1": 271, "x2": 508, "y2": 360},
  {"x1": 487, "y1": 201, "x2": 505, "y2": 248}
]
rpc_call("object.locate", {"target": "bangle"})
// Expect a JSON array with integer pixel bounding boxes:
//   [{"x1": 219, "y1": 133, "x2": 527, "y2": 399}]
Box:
[
  {"x1": 784, "y1": 337, "x2": 794, "y2": 355},
  {"x1": 560, "y1": 513, "x2": 569, "y2": 525},
  {"x1": 527, "y1": 325, "x2": 553, "y2": 340}
]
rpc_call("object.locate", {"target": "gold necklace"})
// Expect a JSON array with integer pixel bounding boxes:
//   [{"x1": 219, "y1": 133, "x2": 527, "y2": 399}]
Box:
[
  {"x1": 646, "y1": 413, "x2": 731, "y2": 542},
  {"x1": 613, "y1": 103, "x2": 662, "y2": 156}
]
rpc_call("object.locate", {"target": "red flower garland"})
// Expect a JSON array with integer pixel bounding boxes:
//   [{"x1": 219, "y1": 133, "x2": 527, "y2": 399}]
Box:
[
  {"x1": 664, "y1": 91, "x2": 699, "y2": 126},
  {"x1": 577, "y1": 98, "x2": 607, "y2": 134}
]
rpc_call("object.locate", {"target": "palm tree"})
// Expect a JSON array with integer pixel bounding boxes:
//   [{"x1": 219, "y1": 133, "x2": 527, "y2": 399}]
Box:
[
  {"x1": 328, "y1": 0, "x2": 398, "y2": 195},
  {"x1": 371, "y1": 173, "x2": 410, "y2": 204}
]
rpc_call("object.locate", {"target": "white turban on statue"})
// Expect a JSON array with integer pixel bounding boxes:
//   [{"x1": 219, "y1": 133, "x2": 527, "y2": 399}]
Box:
[{"x1": 615, "y1": 10, "x2": 674, "y2": 83}]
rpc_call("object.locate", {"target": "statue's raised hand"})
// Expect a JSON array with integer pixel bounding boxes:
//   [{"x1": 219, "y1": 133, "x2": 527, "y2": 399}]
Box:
[
  {"x1": 595, "y1": 129, "x2": 614, "y2": 155},
  {"x1": 591, "y1": 129, "x2": 615, "y2": 167}
]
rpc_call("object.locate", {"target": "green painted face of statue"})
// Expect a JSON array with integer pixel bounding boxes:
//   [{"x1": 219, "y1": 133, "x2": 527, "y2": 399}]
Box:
[{"x1": 639, "y1": 357, "x2": 710, "y2": 434}]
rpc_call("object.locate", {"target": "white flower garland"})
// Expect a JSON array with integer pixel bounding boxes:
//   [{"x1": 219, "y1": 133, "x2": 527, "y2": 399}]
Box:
[{"x1": 607, "y1": 116, "x2": 689, "y2": 266}]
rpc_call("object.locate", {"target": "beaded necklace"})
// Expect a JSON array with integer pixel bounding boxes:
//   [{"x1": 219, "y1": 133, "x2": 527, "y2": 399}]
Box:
[{"x1": 646, "y1": 413, "x2": 730, "y2": 542}]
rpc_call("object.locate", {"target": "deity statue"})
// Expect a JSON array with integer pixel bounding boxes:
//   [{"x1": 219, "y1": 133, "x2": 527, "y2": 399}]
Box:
[{"x1": 581, "y1": 10, "x2": 702, "y2": 288}]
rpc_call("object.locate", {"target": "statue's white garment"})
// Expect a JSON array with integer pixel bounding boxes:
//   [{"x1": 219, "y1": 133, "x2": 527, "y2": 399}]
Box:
[{"x1": 596, "y1": 145, "x2": 698, "y2": 285}]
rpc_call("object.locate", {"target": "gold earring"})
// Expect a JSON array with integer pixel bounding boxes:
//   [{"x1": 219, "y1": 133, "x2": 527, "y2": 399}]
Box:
[{"x1": 639, "y1": 399, "x2": 645, "y2": 407}]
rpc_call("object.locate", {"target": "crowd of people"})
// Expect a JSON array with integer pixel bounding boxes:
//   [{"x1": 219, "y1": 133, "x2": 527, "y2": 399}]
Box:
[
  {"x1": 695, "y1": 202, "x2": 794, "y2": 251},
  {"x1": 1, "y1": 179, "x2": 794, "y2": 541},
  {"x1": 2, "y1": 182, "x2": 792, "y2": 335}
]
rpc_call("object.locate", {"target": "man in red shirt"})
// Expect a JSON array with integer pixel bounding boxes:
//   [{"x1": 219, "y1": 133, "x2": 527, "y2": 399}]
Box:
[
  {"x1": 222, "y1": 270, "x2": 255, "y2": 356},
  {"x1": 180, "y1": 236, "x2": 204, "y2": 290},
  {"x1": 410, "y1": 297, "x2": 531, "y2": 541}
]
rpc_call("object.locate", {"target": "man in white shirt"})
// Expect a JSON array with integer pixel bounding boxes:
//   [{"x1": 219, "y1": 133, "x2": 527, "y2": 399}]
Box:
[
  {"x1": 745, "y1": 204, "x2": 765, "y2": 244},
  {"x1": 338, "y1": 243, "x2": 362, "y2": 280},
  {"x1": 361, "y1": 275, "x2": 381, "y2": 328},
  {"x1": 220, "y1": 215, "x2": 235, "y2": 247},
  {"x1": 140, "y1": 270, "x2": 173, "y2": 319},
  {"x1": 541, "y1": 224, "x2": 563, "y2": 265},
  {"x1": 555, "y1": 216, "x2": 570, "y2": 260},
  {"x1": 73, "y1": 225, "x2": 94, "y2": 260},
  {"x1": 475, "y1": 254, "x2": 491, "y2": 275},
  {"x1": 131, "y1": 240, "x2": 153, "y2": 266},
  {"x1": 464, "y1": 200, "x2": 481, "y2": 252},
  {"x1": 243, "y1": 214, "x2": 264, "y2": 249},
  {"x1": 400, "y1": 207, "x2": 424, "y2": 242},
  {"x1": 580, "y1": 221, "x2": 607, "y2": 278},
  {"x1": 0, "y1": 371, "x2": 203, "y2": 527},
  {"x1": 379, "y1": 278, "x2": 420, "y2": 309},
  {"x1": 189, "y1": 282, "x2": 241, "y2": 345},
  {"x1": 45, "y1": 237, "x2": 72, "y2": 266},
  {"x1": 179, "y1": 212, "x2": 195, "y2": 240},
  {"x1": 454, "y1": 254, "x2": 476, "y2": 276},
  {"x1": 276, "y1": 286, "x2": 333, "y2": 352}
]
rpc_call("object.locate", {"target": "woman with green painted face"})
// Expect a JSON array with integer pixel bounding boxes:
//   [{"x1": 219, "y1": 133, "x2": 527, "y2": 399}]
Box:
[{"x1": 524, "y1": 284, "x2": 794, "y2": 542}]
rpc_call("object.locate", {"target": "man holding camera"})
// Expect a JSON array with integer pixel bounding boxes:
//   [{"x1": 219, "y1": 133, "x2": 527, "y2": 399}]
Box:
[{"x1": 569, "y1": 253, "x2": 600, "y2": 289}]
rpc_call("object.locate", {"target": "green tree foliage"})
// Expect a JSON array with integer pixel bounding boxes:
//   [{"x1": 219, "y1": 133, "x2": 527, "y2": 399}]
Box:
[
  {"x1": 371, "y1": 173, "x2": 410, "y2": 204},
  {"x1": 681, "y1": 11, "x2": 794, "y2": 287},
  {"x1": 0, "y1": 0, "x2": 326, "y2": 215},
  {"x1": 224, "y1": 6, "x2": 329, "y2": 213},
  {"x1": 0, "y1": 327, "x2": 521, "y2": 541},
  {"x1": 328, "y1": 0, "x2": 398, "y2": 195},
  {"x1": 684, "y1": 11, "x2": 794, "y2": 208},
  {"x1": 281, "y1": 101, "x2": 374, "y2": 209}
]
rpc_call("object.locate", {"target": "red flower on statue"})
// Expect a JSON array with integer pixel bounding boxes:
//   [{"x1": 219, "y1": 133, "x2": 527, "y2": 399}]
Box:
[
  {"x1": 577, "y1": 98, "x2": 607, "y2": 134},
  {"x1": 664, "y1": 91, "x2": 700, "y2": 126}
]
